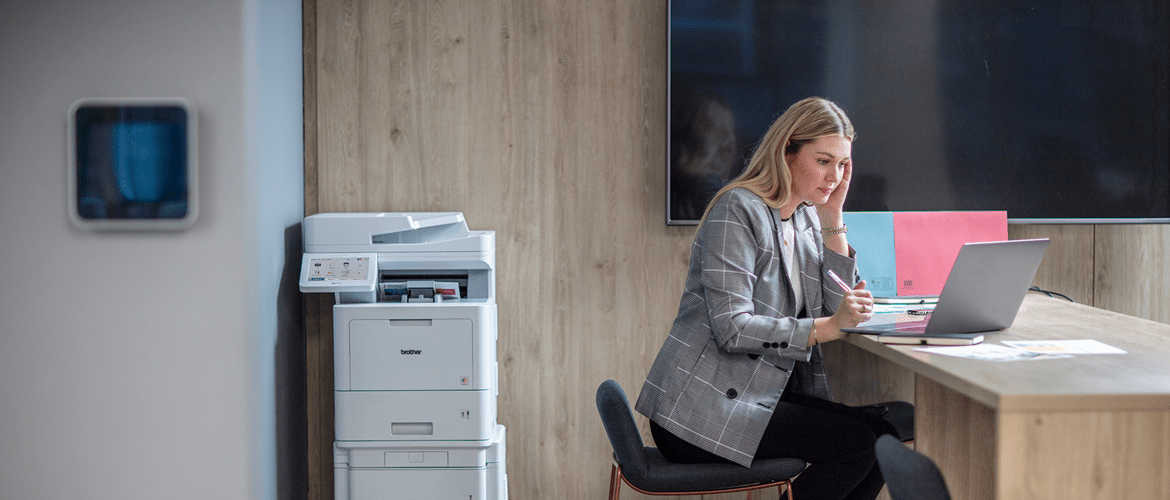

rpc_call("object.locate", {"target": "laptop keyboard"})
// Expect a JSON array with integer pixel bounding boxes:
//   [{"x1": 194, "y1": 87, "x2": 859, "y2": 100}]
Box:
[
  {"x1": 896, "y1": 322, "x2": 930, "y2": 333},
  {"x1": 895, "y1": 312, "x2": 932, "y2": 332}
]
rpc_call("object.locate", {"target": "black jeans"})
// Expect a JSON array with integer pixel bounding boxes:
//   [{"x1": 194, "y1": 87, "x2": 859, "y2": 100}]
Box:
[{"x1": 650, "y1": 390, "x2": 896, "y2": 500}]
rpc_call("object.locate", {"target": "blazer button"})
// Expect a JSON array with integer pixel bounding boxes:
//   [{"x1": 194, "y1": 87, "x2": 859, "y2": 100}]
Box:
[
  {"x1": 761, "y1": 341, "x2": 770, "y2": 348},
  {"x1": 771, "y1": 342, "x2": 781, "y2": 349},
  {"x1": 779, "y1": 342, "x2": 789, "y2": 349},
  {"x1": 748, "y1": 354, "x2": 759, "y2": 360},
  {"x1": 726, "y1": 388, "x2": 738, "y2": 399}
]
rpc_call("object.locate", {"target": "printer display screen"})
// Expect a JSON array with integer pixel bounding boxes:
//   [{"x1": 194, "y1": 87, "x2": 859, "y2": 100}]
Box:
[{"x1": 306, "y1": 257, "x2": 371, "y2": 281}]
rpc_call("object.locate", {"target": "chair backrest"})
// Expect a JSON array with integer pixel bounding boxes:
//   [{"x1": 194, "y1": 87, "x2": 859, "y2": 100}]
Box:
[
  {"x1": 596, "y1": 379, "x2": 649, "y2": 475},
  {"x1": 875, "y1": 434, "x2": 953, "y2": 500}
]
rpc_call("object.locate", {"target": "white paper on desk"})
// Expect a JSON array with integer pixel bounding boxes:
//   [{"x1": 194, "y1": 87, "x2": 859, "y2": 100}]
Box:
[
  {"x1": 914, "y1": 344, "x2": 1064, "y2": 361},
  {"x1": 1002, "y1": 340, "x2": 1126, "y2": 354}
]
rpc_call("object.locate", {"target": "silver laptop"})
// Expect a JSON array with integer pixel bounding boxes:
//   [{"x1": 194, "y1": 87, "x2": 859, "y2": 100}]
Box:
[{"x1": 843, "y1": 238, "x2": 1050, "y2": 335}]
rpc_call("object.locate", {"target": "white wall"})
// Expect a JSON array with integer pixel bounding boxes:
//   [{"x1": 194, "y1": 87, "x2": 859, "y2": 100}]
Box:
[{"x1": 0, "y1": 0, "x2": 303, "y2": 498}]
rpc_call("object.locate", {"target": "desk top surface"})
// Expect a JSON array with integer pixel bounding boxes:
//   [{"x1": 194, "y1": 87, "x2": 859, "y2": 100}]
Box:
[{"x1": 843, "y1": 294, "x2": 1170, "y2": 412}]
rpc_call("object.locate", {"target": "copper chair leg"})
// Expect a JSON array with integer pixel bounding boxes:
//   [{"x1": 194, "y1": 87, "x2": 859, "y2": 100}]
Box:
[{"x1": 608, "y1": 464, "x2": 621, "y2": 500}]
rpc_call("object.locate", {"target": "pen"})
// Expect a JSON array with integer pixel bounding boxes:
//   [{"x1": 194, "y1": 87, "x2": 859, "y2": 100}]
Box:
[{"x1": 825, "y1": 269, "x2": 852, "y2": 293}]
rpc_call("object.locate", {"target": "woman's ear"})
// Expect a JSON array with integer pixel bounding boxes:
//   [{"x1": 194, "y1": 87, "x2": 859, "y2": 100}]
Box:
[{"x1": 782, "y1": 148, "x2": 797, "y2": 168}]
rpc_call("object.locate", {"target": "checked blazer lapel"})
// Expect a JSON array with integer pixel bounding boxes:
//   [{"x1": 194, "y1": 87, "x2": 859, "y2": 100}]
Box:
[{"x1": 794, "y1": 209, "x2": 822, "y2": 316}]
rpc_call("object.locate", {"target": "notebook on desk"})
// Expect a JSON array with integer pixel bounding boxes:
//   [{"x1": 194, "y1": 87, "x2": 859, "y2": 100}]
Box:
[{"x1": 842, "y1": 238, "x2": 1050, "y2": 345}]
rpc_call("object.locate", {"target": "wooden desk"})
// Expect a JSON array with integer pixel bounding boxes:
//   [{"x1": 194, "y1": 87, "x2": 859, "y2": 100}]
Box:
[{"x1": 827, "y1": 294, "x2": 1170, "y2": 500}]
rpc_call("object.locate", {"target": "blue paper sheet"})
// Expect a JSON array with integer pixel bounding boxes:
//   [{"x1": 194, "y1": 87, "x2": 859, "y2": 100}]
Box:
[{"x1": 842, "y1": 212, "x2": 896, "y2": 297}]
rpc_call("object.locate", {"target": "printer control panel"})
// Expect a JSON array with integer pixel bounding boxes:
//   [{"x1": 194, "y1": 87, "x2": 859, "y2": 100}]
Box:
[
  {"x1": 299, "y1": 253, "x2": 378, "y2": 293},
  {"x1": 309, "y1": 256, "x2": 371, "y2": 281}
]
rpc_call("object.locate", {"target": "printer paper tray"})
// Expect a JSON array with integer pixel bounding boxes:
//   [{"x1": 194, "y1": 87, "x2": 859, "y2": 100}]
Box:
[{"x1": 336, "y1": 390, "x2": 494, "y2": 442}]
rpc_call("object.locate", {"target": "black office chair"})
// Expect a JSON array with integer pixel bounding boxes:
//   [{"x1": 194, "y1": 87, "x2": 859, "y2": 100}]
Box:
[
  {"x1": 596, "y1": 379, "x2": 806, "y2": 500},
  {"x1": 859, "y1": 400, "x2": 915, "y2": 443},
  {"x1": 874, "y1": 434, "x2": 953, "y2": 500}
]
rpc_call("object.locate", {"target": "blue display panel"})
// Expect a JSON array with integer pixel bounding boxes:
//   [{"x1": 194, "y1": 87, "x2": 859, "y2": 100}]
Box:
[{"x1": 68, "y1": 98, "x2": 197, "y2": 230}]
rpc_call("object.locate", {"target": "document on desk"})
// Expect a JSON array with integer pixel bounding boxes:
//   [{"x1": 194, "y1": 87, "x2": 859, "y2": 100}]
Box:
[
  {"x1": 1001, "y1": 340, "x2": 1126, "y2": 354},
  {"x1": 913, "y1": 344, "x2": 1064, "y2": 361}
]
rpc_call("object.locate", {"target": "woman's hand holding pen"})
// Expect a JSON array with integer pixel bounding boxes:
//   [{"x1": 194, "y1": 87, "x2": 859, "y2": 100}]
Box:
[
  {"x1": 832, "y1": 280, "x2": 874, "y2": 328},
  {"x1": 826, "y1": 269, "x2": 874, "y2": 328},
  {"x1": 811, "y1": 279, "x2": 873, "y2": 347}
]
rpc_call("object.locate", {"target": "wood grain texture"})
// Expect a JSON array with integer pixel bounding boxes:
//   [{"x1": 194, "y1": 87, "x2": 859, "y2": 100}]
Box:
[
  {"x1": 915, "y1": 375, "x2": 997, "y2": 500},
  {"x1": 303, "y1": 1, "x2": 325, "y2": 497},
  {"x1": 304, "y1": 0, "x2": 319, "y2": 217},
  {"x1": 1094, "y1": 224, "x2": 1170, "y2": 324},
  {"x1": 998, "y1": 409, "x2": 1170, "y2": 500},
  {"x1": 304, "y1": 294, "x2": 334, "y2": 500},
  {"x1": 1007, "y1": 224, "x2": 1094, "y2": 305},
  {"x1": 839, "y1": 296, "x2": 1170, "y2": 413},
  {"x1": 844, "y1": 299, "x2": 1170, "y2": 500},
  {"x1": 308, "y1": 1, "x2": 682, "y2": 498},
  {"x1": 821, "y1": 341, "x2": 915, "y2": 407},
  {"x1": 303, "y1": 1, "x2": 1170, "y2": 499}
]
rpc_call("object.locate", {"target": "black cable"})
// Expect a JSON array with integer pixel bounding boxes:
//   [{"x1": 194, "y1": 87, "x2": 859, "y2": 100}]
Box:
[{"x1": 1028, "y1": 286, "x2": 1074, "y2": 303}]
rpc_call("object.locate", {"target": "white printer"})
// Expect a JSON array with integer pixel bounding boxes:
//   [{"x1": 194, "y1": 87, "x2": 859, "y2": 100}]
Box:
[
  {"x1": 333, "y1": 425, "x2": 507, "y2": 500},
  {"x1": 300, "y1": 212, "x2": 507, "y2": 500}
]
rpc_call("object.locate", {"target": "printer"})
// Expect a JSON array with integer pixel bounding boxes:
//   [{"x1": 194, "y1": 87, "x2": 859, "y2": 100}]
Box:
[{"x1": 300, "y1": 212, "x2": 507, "y2": 500}]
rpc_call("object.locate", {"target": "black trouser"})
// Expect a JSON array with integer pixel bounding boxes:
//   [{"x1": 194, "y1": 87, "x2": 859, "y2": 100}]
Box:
[{"x1": 650, "y1": 390, "x2": 896, "y2": 500}]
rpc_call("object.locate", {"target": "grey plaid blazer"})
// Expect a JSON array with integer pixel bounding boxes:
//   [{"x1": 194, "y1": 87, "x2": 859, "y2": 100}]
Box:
[{"x1": 635, "y1": 188, "x2": 858, "y2": 467}]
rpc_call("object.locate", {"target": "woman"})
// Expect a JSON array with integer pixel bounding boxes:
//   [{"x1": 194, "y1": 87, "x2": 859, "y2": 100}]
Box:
[{"x1": 635, "y1": 97, "x2": 894, "y2": 500}]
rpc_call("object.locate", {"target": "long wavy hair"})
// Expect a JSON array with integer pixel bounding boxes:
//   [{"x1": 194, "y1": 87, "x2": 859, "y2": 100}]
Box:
[{"x1": 701, "y1": 97, "x2": 855, "y2": 220}]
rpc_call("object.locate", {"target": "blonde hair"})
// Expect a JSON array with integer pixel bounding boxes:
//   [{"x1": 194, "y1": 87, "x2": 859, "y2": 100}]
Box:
[{"x1": 701, "y1": 97, "x2": 855, "y2": 220}]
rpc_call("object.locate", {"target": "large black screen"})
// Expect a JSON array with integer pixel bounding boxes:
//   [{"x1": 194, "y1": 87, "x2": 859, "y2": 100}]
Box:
[{"x1": 668, "y1": 0, "x2": 1170, "y2": 224}]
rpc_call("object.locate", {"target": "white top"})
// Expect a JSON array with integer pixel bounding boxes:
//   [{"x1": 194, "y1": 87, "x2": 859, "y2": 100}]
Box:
[{"x1": 776, "y1": 215, "x2": 804, "y2": 314}]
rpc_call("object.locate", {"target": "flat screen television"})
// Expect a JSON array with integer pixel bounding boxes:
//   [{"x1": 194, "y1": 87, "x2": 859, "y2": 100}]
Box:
[{"x1": 667, "y1": 0, "x2": 1170, "y2": 225}]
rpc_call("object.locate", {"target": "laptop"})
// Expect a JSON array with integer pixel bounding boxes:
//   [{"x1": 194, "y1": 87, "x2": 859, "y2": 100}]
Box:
[{"x1": 842, "y1": 238, "x2": 1050, "y2": 345}]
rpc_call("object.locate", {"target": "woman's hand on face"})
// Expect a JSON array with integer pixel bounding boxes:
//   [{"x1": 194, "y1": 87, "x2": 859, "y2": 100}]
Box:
[
  {"x1": 824, "y1": 159, "x2": 852, "y2": 214},
  {"x1": 832, "y1": 278, "x2": 874, "y2": 329}
]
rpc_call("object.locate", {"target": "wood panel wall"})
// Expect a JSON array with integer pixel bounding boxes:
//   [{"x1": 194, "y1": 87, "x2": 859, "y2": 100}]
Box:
[{"x1": 303, "y1": 2, "x2": 1170, "y2": 499}]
